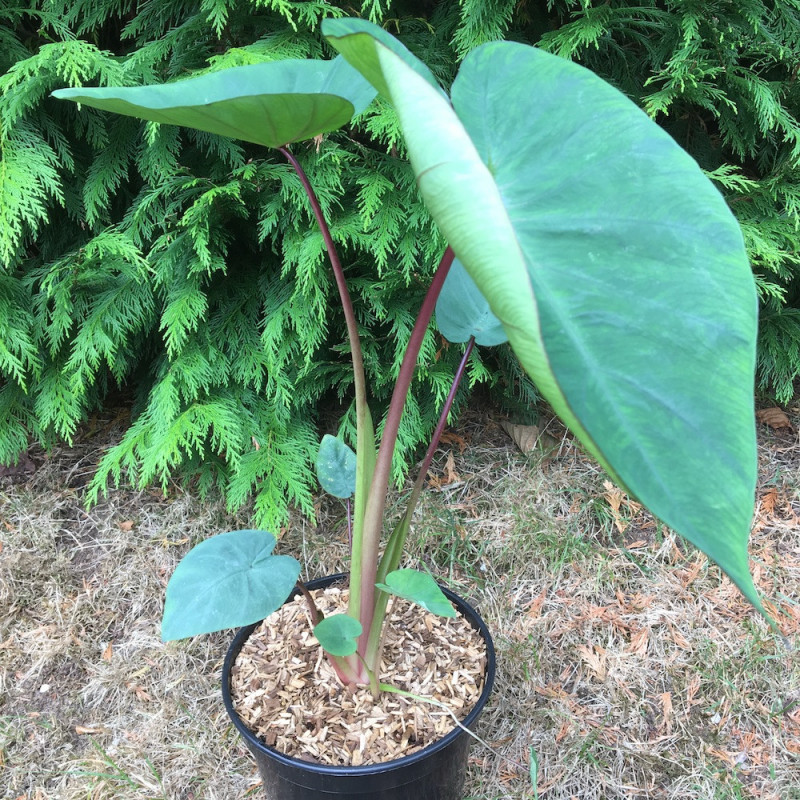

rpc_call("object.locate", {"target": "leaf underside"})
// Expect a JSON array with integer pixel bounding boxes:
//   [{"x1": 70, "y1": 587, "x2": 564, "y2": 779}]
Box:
[
  {"x1": 436, "y1": 257, "x2": 508, "y2": 346},
  {"x1": 53, "y1": 56, "x2": 377, "y2": 148}
]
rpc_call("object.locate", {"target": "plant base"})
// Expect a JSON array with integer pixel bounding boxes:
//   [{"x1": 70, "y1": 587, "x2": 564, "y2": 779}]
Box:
[{"x1": 222, "y1": 575, "x2": 496, "y2": 799}]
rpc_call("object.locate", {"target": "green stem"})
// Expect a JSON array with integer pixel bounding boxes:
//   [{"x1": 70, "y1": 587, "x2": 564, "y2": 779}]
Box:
[
  {"x1": 365, "y1": 336, "x2": 475, "y2": 664},
  {"x1": 356, "y1": 246, "x2": 455, "y2": 661}
]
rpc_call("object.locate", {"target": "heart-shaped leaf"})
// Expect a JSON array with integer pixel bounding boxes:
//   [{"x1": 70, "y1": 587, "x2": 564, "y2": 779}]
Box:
[
  {"x1": 162, "y1": 529, "x2": 300, "y2": 641},
  {"x1": 376, "y1": 569, "x2": 456, "y2": 618},
  {"x1": 52, "y1": 56, "x2": 377, "y2": 148},
  {"x1": 325, "y1": 21, "x2": 764, "y2": 616},
  {"x1": 436, "y1": 257, "x2": 508, "y2": 346},
  {"x1": 314, "y1": 614, "x2": 362, "y2": 657},
  {"x1": 316, "y1": 434, "x2": 357, "y2": 498}
]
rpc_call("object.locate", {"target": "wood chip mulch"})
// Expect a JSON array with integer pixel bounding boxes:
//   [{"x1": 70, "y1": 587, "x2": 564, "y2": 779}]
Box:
[{"x1": 229, "y1": 585, "x2": 488, "y2": 766}]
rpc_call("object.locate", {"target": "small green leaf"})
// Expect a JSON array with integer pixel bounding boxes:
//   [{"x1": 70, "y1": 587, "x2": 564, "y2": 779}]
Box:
[
  {"x1": 529, "y1": 747, "x2": 539, "y2": 798},
  {"x1": 162, "y1": 530, "x2": 300, "y2": 641},
  {"x1": 314, "y1": 614, "x2": 362, "y2": 657},
  {"x1": 316, "y1": 434, "x2": 356, "y2": 498},
  {"x1": 52, "y1": 56, "x2": 377, "y2": 148},
  {"x1": 376, "y1": 569, "x2": 456, "y2": 618},
  {"x1": 436, "y1": 257, "x2": 508, "y2": 346}
]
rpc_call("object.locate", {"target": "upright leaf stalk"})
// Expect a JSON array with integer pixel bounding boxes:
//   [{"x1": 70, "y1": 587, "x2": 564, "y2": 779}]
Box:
[
  {"x1": 282, "y1": 145, "x2": 458, "y2": 676},
  {"x1": 281, "y1": 146, "x2": 375, "y2": 682}
]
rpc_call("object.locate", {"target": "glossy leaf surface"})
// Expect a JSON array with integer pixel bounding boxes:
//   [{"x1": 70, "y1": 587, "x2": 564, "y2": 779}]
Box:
[
  {"x1": 52, "y1": 56, "x2": 376, "y2": 148},
  {"x1": 436, "y1": 257, "x2": 507, "y2": 346},
  {"x1": 314, "y1": 614, "x2": 362, "y2": 657},
  {"x1": 376, "y1": 569, "x2": 456, "y2": 617},
  {"x1": 326, "y1": 21, "x2": 763, "y2": 613},
  {"x1": 316, "y1": 434, "x2": 357, "y2": 498},
  {"x1": 162, "y1": 530, "x2": 300, "y2": 641}
]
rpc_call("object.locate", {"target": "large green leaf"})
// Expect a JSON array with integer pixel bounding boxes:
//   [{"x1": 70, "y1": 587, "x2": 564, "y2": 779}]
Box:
[
  {"x1": 52, "y1": 56, "x2": 376, "y2": 148},
  {"x1": 325, "y1": 22, "x2": 764, "y2": 614},
  {"x1": 321, "y1": 18, "x2": 445, "y2": 101},
  {"x1": 162, "y1": 530, "x2": 300, "y2": 641}
]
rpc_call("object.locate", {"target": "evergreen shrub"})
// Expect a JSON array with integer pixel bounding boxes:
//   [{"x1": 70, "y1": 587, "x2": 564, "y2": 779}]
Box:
[{"x1": 1, "y1": 1, "x2": 798, "y2": 525}]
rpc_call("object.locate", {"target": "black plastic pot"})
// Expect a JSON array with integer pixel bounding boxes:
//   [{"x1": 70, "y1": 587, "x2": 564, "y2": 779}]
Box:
[{"x1": 222, "y1": 574, "x2": 495, "y2": 800}]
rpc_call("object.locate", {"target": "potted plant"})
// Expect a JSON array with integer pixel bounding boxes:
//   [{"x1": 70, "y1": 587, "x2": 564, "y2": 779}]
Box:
[{"x1": 53, "y1": 16, "x2": 771, "y2": 799}]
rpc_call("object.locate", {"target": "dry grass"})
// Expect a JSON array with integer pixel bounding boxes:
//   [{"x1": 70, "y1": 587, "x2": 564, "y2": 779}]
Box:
[{"x1": 1, "y1": 406, "x2": 798, "y2": 799}]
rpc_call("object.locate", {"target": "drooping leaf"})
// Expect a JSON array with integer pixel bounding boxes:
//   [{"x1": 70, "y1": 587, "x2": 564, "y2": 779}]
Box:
[
  {"x1": 436, "y1": 257, "x2": 507, "y2": 346},
  {"x1": 376, "y1": 568, "x2": 456, "y2": 618},
  {"x1": 162, "y1": 530, "x2": 300, "y2": 641},
  {"x1": 52, "y1": 56, "x2": 377, "y2": 148},
  {"x1": 316, "y1": 433, "x2": 357, "y2": 498},
  {"x1": 326, "y1": 21, "x2": 764, "y2": 615},
  {"x1": 314, "y1": 613, "x2": 362, "y2": 657},
  {"x1": 321, "y1": 18, "x2": 445, "y2": 101}
]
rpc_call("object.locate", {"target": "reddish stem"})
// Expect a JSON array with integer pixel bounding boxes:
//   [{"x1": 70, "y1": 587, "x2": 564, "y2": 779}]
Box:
[{"x1": 356, "y1": 246, "x2": 456, "y2": 655}]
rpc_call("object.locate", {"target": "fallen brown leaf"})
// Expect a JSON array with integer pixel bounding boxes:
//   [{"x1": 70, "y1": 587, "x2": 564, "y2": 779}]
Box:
[
  {"x1": 756, "y1": 407, "x2": 794, "y2": 430},
  {"x1": 760, "y1": 487, "x2": 779, "y2": 517},
  {"x1": 75, "y1": 725, "x2": 111, "y2": 735},
  {"x1": 126, "y1": 683, "x2": 152, "y2": 702},
  {"x1": 660, "y1": 692, "x2": 673, "y2": 732},
  {"x1": 603, "y1": 480, "x2": 642, "y2": 533},
  {"x1": 500, "y1": 422, "x2": 540, "y2": 454},
  {"x1": 577, "y1": 643, "x2": 608, "y2": 682},
  {"x1": 439, "y1": 431, "x2": 468, "y2": 452},
  {"x1": 443, "y1": 451, "x2": 460, "y2": 484},
  {"x1": 627, "y1": 628, "x2": 649, "y2": 657}
]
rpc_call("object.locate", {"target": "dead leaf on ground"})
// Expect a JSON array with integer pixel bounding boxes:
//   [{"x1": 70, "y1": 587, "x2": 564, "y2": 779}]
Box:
[
  {"x1": 500, "y1": 421, "x2": 559, "y2": 459},
  {"x1": 443, "y1": 451, "x2": 460, "y2": 484},
  {"x1": 126, "y1": 683, "x2": 152, "y2": 702},
  {"x1": 501, "y1": 422, "x2": 540, "y2": 453},
  {"x1": 627, "y1": 628, "x2": 649, "y2": 657},
  {"x1": 760, "y1": 487, "x2": 779, "y2": 517},
  {"x1": 75, "y1": 725, "x2": 111, "y2": 735},
  {"x1": 427, "y1": 451, "x2": 461, "y2": 488},
  {"x1": 577, "y1": 644, "x2": 608, "y2": 682},
  {"x1": 756, "y1": 407, "x2": 794, "y2": 431},
  {"x1": 603, "y1": 480, "x2": 642, "y2": 534},
  {"x1": 660, "y1": 692, "x2": 673, "y2": 732},
  {"x1": 439, "y1": 431, "x2": 468, "y2": 452}
]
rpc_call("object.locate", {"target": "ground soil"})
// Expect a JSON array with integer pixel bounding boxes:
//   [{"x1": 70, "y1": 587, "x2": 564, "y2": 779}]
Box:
[{"x1": 1, "y1": 403, "x2": 799, "y2": 799}]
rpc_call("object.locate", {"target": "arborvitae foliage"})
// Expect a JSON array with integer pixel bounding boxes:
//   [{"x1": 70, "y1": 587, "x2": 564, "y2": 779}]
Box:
[
  {"x1": 0, "y1": 1, "x2": 508, "y2": 527},
  {"x1": 2, "y1": 1, "x2": 798, "y2": 526}
]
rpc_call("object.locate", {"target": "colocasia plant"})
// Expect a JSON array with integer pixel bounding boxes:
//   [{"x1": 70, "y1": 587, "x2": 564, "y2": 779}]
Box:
[{"x1": 54, "y1": 18, "x2": 770, "y2": 689}]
